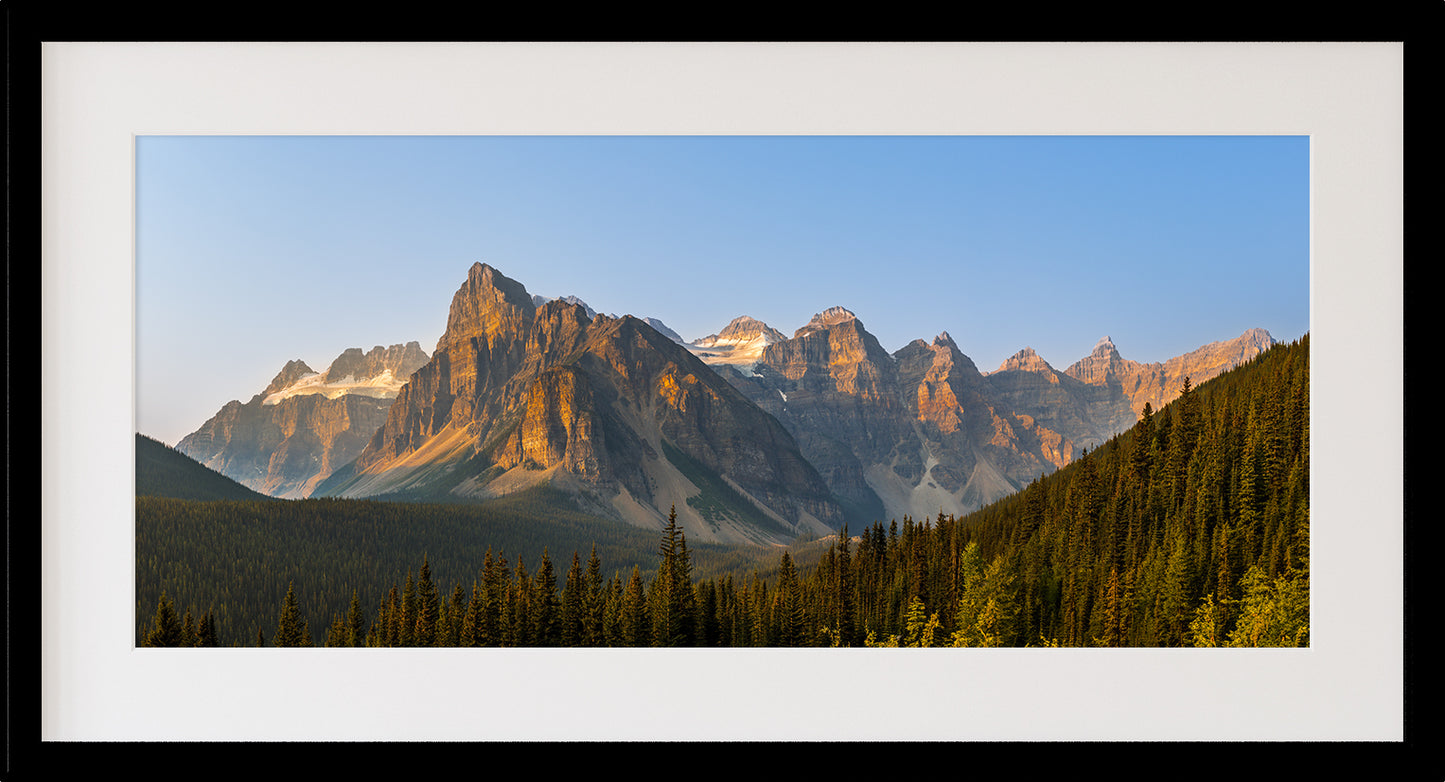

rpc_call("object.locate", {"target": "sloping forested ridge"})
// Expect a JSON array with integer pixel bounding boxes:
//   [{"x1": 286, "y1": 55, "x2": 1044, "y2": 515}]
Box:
[
  {"x1": 140, "y1": 334, "x2": 1307, "y2": 648},
  {"x1": 135, "y1": 433, "x2": 273, "y2": 502}
]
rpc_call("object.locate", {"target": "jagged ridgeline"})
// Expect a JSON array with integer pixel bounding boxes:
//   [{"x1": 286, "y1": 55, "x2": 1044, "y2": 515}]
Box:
[
  {"x1": 865, "y1": 332, "x2": 1310, "y2": 648},
  {"x1": 314, "y1": 263, "x2": 842, "y2": 546},
  {"x1": 138, "y1": 334, "x2": 1307, "y2": 647}
]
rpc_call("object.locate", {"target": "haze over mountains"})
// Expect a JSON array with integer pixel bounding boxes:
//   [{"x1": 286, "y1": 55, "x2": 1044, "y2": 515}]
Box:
[{"x1": 174, "y1": 262, "x2": 1277, "y2": 544}]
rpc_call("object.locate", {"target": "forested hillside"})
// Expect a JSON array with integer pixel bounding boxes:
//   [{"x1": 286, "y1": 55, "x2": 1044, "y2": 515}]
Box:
[
  {"x1": 136, "y1": 433, "x2": 273, "y2": 502},
  {"x1": 139, "y1": 335, "x2": 1307, "y2": 648}
]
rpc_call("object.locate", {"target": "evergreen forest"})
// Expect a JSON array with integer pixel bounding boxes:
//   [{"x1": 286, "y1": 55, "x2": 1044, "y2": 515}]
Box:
[{"x1": 139, "y1": 335, "x2": 1308, "y2": 648}]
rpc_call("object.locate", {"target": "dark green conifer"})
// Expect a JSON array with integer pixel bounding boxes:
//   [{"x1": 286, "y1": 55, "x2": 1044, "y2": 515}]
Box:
[
  {"x1": 274, "y1": 581, "x2": 311, "y2": 648},
  {"x1": 346, "y1": 589, "x2": 366, "y2": 648},
  {"x1": 531, "y1": 549, "x2": 561, "y2": 646},
  {"x1": 584, "y1": 545, "x2": 605, "y2": 647},
  {"x1": 195, "y1": 610, "x2": 219, "y2": 647},
  {"x1": 560, "y1": 551, "x2": 585, "y2": 647},
  {"x1": 621, "y1": 565, "x2": 647, "y2": 647},
  {"x1": 415, "y1": 556, "x2": 439, "y2": 647},
  {"x1": 399, "y1": 570, "x2": 416, "y2": 647},
  {"x1": 143, "y1": 591, "x2": 184, "y2": 648}
]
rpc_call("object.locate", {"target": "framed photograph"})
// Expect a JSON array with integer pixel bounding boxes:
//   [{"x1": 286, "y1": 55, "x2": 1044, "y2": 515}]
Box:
[{"x1": 42, "y1": 42, "x2": 1403, "y2": 742}]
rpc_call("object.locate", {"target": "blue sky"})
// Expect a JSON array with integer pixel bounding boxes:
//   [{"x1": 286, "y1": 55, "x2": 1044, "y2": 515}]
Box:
[{"x1": 136, "y1": 135, "x2": 1309, "y2": 446}]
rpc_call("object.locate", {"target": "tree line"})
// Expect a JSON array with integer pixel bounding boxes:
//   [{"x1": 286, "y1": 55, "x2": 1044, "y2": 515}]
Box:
[{"x1": 143, "y1": 335, "x2": 1308, "y2": 648}]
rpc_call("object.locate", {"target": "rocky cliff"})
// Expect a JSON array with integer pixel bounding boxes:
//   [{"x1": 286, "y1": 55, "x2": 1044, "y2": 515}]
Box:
[
  {"x1": 1074, "y1": 328, "x2": 1277, "y2": 418},
  {"x1": 699, "y1": 310, "x2": 1067, "y2": 525},
  {"x1": 983, "y1": 330, "x2": 1278, "y2": 453},
  {"x1": 319, "y1": 263, "x2": 842, "y2": 546},
  {"x1": 689, "y1": 313, "x2": 1276, "y2": 525},
  {"x1": 177, "y1": 343, "x2": 430, "y2": 498}
]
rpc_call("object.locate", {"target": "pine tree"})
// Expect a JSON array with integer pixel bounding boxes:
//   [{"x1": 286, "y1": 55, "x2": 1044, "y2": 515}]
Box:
[
  {"x1": 583, "y1": 545, "x2": 605, "y2": 647},
  {"x1": 399, "y1": 570, "x2": 416, "y2": 647},
  {"x1": 446, "y1": 583, "x2": 467, "y2": 647},
  {"x1": 180, "y1": 607, "x2": 197, "y2": 648},
  {"x1": 274, "y1": 581, "x2": 311, "y2": 648},
  {"x1": 143, "y1": 591, "x2": 184, "y2": 648},
  {"x1": 415, "y1": 556, "x2": 439, "y2": 647},
  {"x1": 195, "y1": 610, "x2": 219, "y2": 648},
  {"x1": 461, "y1": 581, "x2": 484, "y2": 647},
  {"x1": 621, "y1": 565, "x2": 648, "y2": 647},
  {"x1": 772, "y1": 551, "x2": 805, "y2": 647},
  {"x1": 507, "y1": 558, "x2": 531, "y2": 646},
  {"x1": 346, "y1": 589, "x2": 366, "y2": 648},
  {"x1": 531, "y1": 549, "x2": 561, "y2": 646},
  {"x1": 651, "y1": 506, "x2": 696, "y2": 646},
  {"x1": 324, "y1": 614, "x2": 349, "y2": 647},
  {"x1": 602, "y1": 574, "x2": 624, "y2": 646},
  {"x1": 561, "y1": 551, "x2": 585, "y2": 647}
]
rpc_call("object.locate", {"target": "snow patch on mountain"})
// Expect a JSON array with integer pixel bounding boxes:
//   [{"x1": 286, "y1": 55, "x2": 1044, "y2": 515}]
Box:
[
  {"x1": 685, "y1": 315, "x2": 785, "y2": 368},
  {"x1": 262, "y1": 369, "x2": 406, "y2": 405}
]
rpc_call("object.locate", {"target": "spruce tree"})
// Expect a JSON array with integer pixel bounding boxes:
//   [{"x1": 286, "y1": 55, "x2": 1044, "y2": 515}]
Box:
[
  {"x1": 561, "y1": 551, "x2": 585, "y2": 646},
  {"x1": 531, "y1": 549, "x2": 561, "y2": 646},
  {"x1": 772, "y1": 551, "x2": 805, "y2": 647},
  {"x1": 180, "y1": 607, "x2": 197, "y2": 648},
  {"x1": 621, "y1": 565, "x2": 648, "y2": 647},
  {"x1": 324, "y1": 614, "x2": 349, "y2": 647},
  {"x1": 584, "y1": 545, "x2": 605, "y2": 647},
  {"x1": 275, "y1": 581, "x2": 310, "y2": 648},
  {"x1": 399, "y1": 570, "x2": 416, "y2": 647},
  {"x1": 143, "y1": 591, "x2": 184, "y2": 648},
  {"x1": 415, "y1": 556, "x2": 439, "y2": 647},
  {"x1": 346, "y1": 589, "x2": 366, "y2": 648},
  {"x1": 195, "y1": 610, "x2": 219, "y2": 648},
  {"x1": 447, "y1": 583, "x2": 467, "y2": 647},
  {"x1": 461, "y1": 581, "x2": 484, "y2": 647}
]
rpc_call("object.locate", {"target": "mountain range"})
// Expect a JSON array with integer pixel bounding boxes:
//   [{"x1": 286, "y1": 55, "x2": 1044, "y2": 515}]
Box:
[
  {"x1": 174, "y1": 262, "x2": 1277, "y2": 544},
  {"x1": 176, "y1": 342, "x2": 429, "y2": 498}
]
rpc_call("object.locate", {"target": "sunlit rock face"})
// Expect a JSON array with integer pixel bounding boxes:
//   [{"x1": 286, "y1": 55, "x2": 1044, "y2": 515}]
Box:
[
  {"x1": 691, "y1": 309, "x2": 1276, "y2": 526},
  {"x1": 177, "y1": 342, "x2": 430, "y2": 499},
  {"x1": 684, "y1": 315, "x2": 788, "y2": 367},
  {"x1": 322, "y1": 263, "x2": 842, "y2": 546},
  {"x1": 702, "y1": 310, "x2": 1067, "y2": 525},
  {"x1": 1080, "y1": 328, "x2": 1277, "y2": 418},
  {"x1": 983, "y1": 329, "x2": 1279, "y2": 454}
]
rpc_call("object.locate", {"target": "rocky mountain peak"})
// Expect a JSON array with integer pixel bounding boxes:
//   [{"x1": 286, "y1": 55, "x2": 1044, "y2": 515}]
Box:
[
  {"x1": 1239, "y1": 328, "x2": 1277, "y2": 351},
  {"x1": 259, "y1": 342, "x2": 432, "y2": 407},
  {"x1": 995, "y1": 347, "x2": 1055, "y2": 374},
  {"x1": 324, "y1": 347, "x2": 368, "y2": 379},
  {"x1": 715, "y1": 315, "x2": 785, "y2": 343},
  {"x1": 933, "y1": 331, "x2": 958, "y2": 350},
  {"x1": 1091, "y1": 335, "x2": 1119, "y2": 357},
  {"x1": 441, "y1": 263, "x2": 537, "y2": 350},
  {"x1": 793, "y1": 306, "x2": 858, "y2": 337},
  {"x1": 263, "y1": 359, "x2": 317, "y2": 397},
  {"x1": 322, "y1": 343, "x2": 431, "y2": 384},
  {"x1": 640, "y1": 317, "x2": 685, "y2": 344},
  {"x1": 534, "y1": 294, "x2": 599, "y2": 320},
  {"x1": 1065, "y1": 337, "x2": 1131, "y2": 386}
]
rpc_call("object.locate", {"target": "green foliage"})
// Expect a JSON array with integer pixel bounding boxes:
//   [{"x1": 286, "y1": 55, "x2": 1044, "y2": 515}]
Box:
[
  {"x1": 135, "y1": 434, "x2": 272, "y2": 502},
  {"x1": 273, "y1": 582, "x2": 312, "y2": 648},
  {"x1": 1224, "y1": 565, "x2": 1310, "y2": 647},
  {"x1": 143, "y1": 591, "x2": 184, "y2": 647},
  {"x1": 138, "y1": 336, "x2": 1307, "y2": 649}
]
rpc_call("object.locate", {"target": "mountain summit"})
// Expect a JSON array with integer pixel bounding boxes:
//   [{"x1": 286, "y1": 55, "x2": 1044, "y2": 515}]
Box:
[
  {"x1": 686, "y1": 315, "x2": 787, "y2": 368},
  {"x1": 318, "y1": 263, "x2": 842, "y2": 545},
  {"x1": 177, "y1": 342, "x2": 429, "y2": 498}
]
